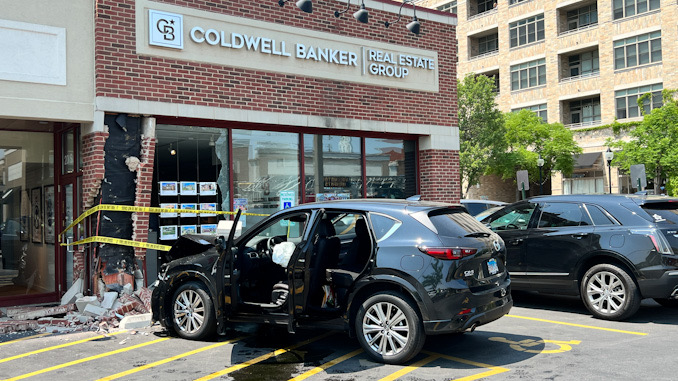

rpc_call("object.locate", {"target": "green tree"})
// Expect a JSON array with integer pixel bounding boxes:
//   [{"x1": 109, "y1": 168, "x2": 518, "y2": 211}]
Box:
[
  {"x1": 458, "y1": 74, "x2": 505, "y2": 197},
  {"x1": 607, "y1": 89, "x2": 678, "y2": 195},
  {"x1": 491, "y1": 110, "x2": 582, "y2": 190}
]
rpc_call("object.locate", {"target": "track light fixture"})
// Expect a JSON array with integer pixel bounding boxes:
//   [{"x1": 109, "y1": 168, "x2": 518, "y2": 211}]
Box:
[
  {"x1": 334, "y1": 0, "x2": 369, "y2": 24},
  {"x1": 383, "y1": 0, "x2": 421, "y2": 35},
  {"x1": 278, "y1": 0, "x2": 313, "y2": 13}
]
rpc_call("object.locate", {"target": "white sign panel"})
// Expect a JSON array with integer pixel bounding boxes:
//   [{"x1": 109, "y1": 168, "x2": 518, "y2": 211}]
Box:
[
  {"x1": 8, "y1": 162, "x2": 22, "y2": 182},
  {"x1": 149, "y1": 9, "x2": 184, "y2": 49},
  {"x1": 137, "y1": 0, "x2": 439, "y2": 92},
  {"x1": 280, "y1": 191, "x2": 295, "y2": 210}
]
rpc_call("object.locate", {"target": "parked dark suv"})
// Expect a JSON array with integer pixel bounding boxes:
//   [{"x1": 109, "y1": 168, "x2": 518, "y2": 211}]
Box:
[
  {"x1": 482, "y1": 194, "x2": 678, "y2": 320},
  {"x1": 152, "y1": 199, "x2": 512, "y2": 364}
]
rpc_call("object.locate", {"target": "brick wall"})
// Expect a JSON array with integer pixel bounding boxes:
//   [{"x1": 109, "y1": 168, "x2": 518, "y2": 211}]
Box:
[
  {"x1": 132, "y1": 134, "x2": 156, "y2": 260},
  {"x1": 419, "y1": 149, "x2": 461, "y2": 203},
  {"x1": 94, "y1": 0, "x2": 458, "y2": 127}
]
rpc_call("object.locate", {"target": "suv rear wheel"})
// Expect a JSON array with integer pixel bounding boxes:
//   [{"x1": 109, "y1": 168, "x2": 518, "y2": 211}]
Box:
[
  {"x1": 355, "y1": 291, "x2": 425, "y2": 364},
  {"x1": 171, "y1": 282, "x2": 216, "y2": 340},
  {"x1": 581, "y1": 264, "x2": 641, "y2": 321}
]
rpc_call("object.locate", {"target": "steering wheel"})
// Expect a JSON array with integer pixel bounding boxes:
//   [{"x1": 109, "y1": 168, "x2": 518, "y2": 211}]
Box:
[{"x1": 266, "y1": 236, "x2": 284, "y2": 252}]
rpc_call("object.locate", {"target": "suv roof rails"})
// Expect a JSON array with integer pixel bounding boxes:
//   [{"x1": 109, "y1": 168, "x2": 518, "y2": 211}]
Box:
[{"x1": 406, "y1": 195, "x2": 422, "y2": 201}]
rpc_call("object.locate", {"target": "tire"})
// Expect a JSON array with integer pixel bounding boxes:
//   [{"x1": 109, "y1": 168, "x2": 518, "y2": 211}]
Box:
[
  {"x1": 580, "y1": 264, "x2": 641, "y2": 321},
  {"x1": 171, "y1": 282, "x2": 216, "y2": 340},
  {"x1": 653, "y1": 298, "x2": 678, "y2": 308},
  {"x1": 355, "y1": 291, "x2": 425, "y2": 364}
]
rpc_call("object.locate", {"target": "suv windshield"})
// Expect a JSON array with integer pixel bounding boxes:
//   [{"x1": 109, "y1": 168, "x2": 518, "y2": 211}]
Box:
[
  {"x1": 641, "y1": 203, "x2": 678, "y2": 224},
  {"x1": 429, "y1": 208, "x2": 491, "y2": 237}
]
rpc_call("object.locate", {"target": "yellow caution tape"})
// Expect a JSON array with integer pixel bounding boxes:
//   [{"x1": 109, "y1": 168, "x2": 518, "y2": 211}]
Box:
[
  {"x1": 61, "y1": 236, "x2": 173, "y2": 252},
  {"x1": 60, "y1": 204, "x2": 269, "y2": 237}
]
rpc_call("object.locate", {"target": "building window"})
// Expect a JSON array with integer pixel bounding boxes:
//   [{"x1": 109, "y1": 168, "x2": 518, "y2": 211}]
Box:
[
  {"x1": 566, "y1": 4, "x2": 597, "y2": 31},
  {"x1": 569, "y1": 98, "x2": 601, "y2": 124},
  {"x1": 436, "y1": 0, "x2": 457, "y2": 14},
  {"x1": 477, "y1": 0, "x2": 495, "y2": 14},
  {"x1": 478, "y1": 34, "x2": 499, "y2": 55},
  {"x1": 614, "y1": 31, "x2": 661, "y2": 70},
  {"x1": 568, "y1": 50, "x2": 599, "y2": 77},
  {"x1": 510, "y1": 58, "x2": 546, "y2": 91},
  {"x1": 509, "y1": 0, "x2": 529, "y2": 5},
  {"x1": 615, "y1": 83, "x2": 663, "y2": 119},
  {"x1": 513, "y1": 104, "x2": 548, "y2": 122},
  {"x1": 613, "y1": 0, "x2": 660, "y2": 20},
  {"x1": 509, "y1": 14, "x2": 545, "y2": 48}
]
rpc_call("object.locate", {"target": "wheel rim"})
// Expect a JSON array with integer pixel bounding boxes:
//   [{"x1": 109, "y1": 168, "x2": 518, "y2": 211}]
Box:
[
  {"x1": 586, "y1": 271, "x2": 626, "y2": 315},
  {"x1": 362, "y1": 301, "x2": 410, "y2": 356},
  {"x1": 173, "y1": 289, "x2": 206, "y2": 333}
]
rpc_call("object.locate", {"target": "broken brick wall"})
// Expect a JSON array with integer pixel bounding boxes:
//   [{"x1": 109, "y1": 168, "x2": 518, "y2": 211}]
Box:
[{"x1": 132, "y1": 132, "x2": 157, "y2": 268}]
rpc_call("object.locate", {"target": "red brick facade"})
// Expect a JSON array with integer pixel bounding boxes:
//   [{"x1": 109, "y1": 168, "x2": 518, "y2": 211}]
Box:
[
  {"x1": 94, "y1": 0, "x2": 457, "y2": 126},
  {"x1": 419, "y1": 149, "x2": 461, "y2": 203},
  {"x1": 132, "y1": 134, "x2": 157, "y2": 261}
]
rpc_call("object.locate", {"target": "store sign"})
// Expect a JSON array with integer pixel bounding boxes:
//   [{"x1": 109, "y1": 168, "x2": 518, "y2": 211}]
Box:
[{"x1": 136, "y1": 0, "x2": 439, "y2": 92}]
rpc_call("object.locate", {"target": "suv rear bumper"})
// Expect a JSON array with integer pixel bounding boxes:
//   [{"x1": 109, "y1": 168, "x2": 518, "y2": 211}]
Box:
[
  {"x1": 423, "y1": 278, "x2": 512, "y2": 335},
  {"x1": 638, "y1": 270, "x2": 678, "y2": 299}
]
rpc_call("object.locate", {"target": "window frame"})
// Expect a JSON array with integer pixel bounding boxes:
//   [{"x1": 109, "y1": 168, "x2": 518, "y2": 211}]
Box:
[
  {"x1": 613, "y1": 0, "x2": 660, "y2": 20},
  {"x1": 615, "y1": 83, "x2": 663, "y2": 119},
  {"x1": 510, "y1": 59, "x2": 547, "y2": 91},
  {"x1": 614, "y1": 31, "x2": 662, "y2": 70},
  {"x1": 509, "y1": 14, "x2": 545, "y2": 48}
]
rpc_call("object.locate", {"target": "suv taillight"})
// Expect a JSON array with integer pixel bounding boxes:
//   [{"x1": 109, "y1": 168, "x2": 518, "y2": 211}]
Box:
[
  {"x1": 419, "y1": 246, "x2": 477, "y2": 260},
  {"x1": 630, "y1": 229, "x2": 673, "y2": 255}
]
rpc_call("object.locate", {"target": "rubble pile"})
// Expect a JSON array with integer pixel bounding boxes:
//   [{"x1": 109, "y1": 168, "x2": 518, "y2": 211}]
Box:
[{"x1": 0, "y1": 279, "x2": 154, "y2": 335}]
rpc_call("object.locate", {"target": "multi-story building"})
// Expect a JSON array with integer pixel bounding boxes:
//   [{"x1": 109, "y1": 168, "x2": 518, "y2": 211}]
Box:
[{"x1": 419, "y1": 0, "x2": 677, "y2": 198}]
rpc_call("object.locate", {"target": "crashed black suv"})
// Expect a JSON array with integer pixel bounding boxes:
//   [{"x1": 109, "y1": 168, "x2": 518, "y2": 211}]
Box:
[
  {"x1": 151, "y1": 199, "x2": 512, "y2": 364},
  {"x1": 482, "y1": 194, "x2": 678, "y2": 321}
]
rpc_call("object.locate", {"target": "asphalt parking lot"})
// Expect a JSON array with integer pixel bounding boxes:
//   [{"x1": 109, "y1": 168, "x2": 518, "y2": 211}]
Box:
[{"x1": 1, "y1": 292, "x2": 677, "y2": 381}]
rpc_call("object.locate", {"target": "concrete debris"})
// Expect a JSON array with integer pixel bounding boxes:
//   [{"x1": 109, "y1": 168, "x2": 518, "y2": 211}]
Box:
[
  {"x1": 0, "y1": 320, "x2": 39, "y2": 333},
  {"x1": 83, "y1": 304, "x2": 109, "y2": 318},
  {"x1": 5, "y1": 304, "x2": 76, "y2": 321},
  {"x1": 101, "y1": 292, "x2": 118, "y2": 309},
  {"x1": 76, "y1": 296, "x2": 100, "y2": 312},
  {"x1": 60, "y1": 278, "x2": 84, "y2": 305},
  {"x1": 125, "y1": 156, "x2": 141, "y2": 172},
  {"x1": 119, "y1": 313, "x2": 152, "y2": 330}
]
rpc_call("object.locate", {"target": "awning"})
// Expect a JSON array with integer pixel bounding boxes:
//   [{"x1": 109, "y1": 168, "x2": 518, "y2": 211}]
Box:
[{"x1": 574, "y1": 152, "x2": 602, "y2": 169}]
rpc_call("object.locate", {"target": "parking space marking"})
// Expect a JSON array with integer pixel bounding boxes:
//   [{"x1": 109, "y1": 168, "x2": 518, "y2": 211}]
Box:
[
  {"x1": 489, "y1": 337, "x2": 582, "y2": 354},
  {"x1": 0, "y1": 333, "x2": 51, "y2": 347},
  {"x1": 195, "y1": 332, "x2": 334, "y2": 381},
  {"x1": 422, "y1": 350, "x2": 510, "y2": 381},
  {"x1": 3, "y1": 337, "x2": 168, "y2": 381},
  {"x1": 0, "y1": 331, "x2": 127, "y2": 364},
  {"x1": 288, "y1": 348, "x2": 363, "y2": 381},
  {"x1": 507, "y1": 314, "x2": 648, "y2": 336},
  {"x1": 96, "y1": 336, "x2": 246, "y2": 381},
  {"x1": 378, "y1": 354, "x2": 440, "y2": 381}
]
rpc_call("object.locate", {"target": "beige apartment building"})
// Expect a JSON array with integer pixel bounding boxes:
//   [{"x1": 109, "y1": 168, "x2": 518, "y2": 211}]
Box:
[{"x1": 418, "y1": 0, "x2": 678, "y2": 198}]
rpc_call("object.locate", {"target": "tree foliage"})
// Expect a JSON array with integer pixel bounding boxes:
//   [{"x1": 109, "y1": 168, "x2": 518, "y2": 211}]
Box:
[
  {"x1": 607, "y1": 89, "x2": 678, "y2": 195},
  {"x1": 490, "y1": 110, "x2": 582, "y2": 189},
  {"x1": 457, "y1": 74, "x2": 505, "y2": 197}
]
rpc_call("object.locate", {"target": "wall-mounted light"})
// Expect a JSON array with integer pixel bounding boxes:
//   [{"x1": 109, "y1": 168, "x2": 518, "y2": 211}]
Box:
[
  {"x1": 278, "y1": 0, "x2": 313, "y2": 13},
  {"x1": 383, "y1": 0, "x2": 421, "y2": 35},
  {"x1": 208, "y1": 135, "x2": 215, "y2": 147},
  {"x1": 334, "y1": 0, "x2": 369, "y2": 24},
  {"x1": 169, "y1": 143, "x2": 176, "y2": 156}
]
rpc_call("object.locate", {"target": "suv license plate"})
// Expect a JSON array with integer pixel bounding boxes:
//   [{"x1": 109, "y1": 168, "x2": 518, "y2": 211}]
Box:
[{"x1": 487, "y1": 258, "x2": 499, "y2": 275}]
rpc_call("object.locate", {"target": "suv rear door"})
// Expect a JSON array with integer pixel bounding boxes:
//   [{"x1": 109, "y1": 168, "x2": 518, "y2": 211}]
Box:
[{"x1": 523, "y1": 202, "x2": 593, "y2": 294}]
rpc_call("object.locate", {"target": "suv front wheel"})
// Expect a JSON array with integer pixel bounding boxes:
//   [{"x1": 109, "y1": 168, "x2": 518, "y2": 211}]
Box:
[
  {"x1": 581, "y1": 264, "x2": 641, "y2": 321},
  {"x1": 355, "y1": 291, "x2": 425, "y2": 364}
]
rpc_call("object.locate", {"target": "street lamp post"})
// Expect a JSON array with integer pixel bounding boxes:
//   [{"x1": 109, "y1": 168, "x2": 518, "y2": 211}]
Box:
[
  {"x1": 537, "y1": 154, "x2": 545, "y2": 195},
  {"x1": 604, "y1": 148, "x2": 614, "y2": 194}
]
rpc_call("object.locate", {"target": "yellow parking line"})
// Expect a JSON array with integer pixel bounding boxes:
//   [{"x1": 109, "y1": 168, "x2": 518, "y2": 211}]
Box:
[
  {"x1": 288, "y1": 348, "x2": 363, "y2": 381},
  {"x1": 422, "y1": 351, "x2": 510, "y2": 381},
  {"x1": 507, "y1": 314, "x2": 648, "y2": 336},
  {"x1": 0, "y1": 333, "x2": 51, "y2": 347},
  {"x1": 3, "y1": 337, "x2": 169, "y2": 381},
  {"x1": 96, "y1": 336, "x2": 245, "y2": 381},
  {"x1": 0, "y1": 330, "x2": 127, "y2": 364},
  {"x1": 379, "y1": 354, "x2": 440, "y2": 381},
  {"x1": 195, "y1": 332, "x2": 334, "y2": 381}
]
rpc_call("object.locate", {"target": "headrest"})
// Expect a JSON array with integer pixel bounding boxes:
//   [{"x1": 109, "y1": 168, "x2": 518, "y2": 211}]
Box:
[
  {"x1": 355, "y1": 217, "x2": 369, "y2": 237},
  {"x1": 315, "y1": 218, "x2": 336, "y2": 237}
]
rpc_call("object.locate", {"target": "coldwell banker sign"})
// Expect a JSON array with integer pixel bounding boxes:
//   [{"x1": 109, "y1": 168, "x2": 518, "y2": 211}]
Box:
[{"x1": 137, "y1": 0, "x2": 438, "y2": 92}]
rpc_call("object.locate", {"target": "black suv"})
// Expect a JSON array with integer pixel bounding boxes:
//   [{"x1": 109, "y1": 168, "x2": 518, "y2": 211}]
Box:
[
  {"x1": 152, "y1": 199, "x2": 512, "y2": 364},
  {"x1": 482, "y1": 194, "x2": 678, "y2": 320}
]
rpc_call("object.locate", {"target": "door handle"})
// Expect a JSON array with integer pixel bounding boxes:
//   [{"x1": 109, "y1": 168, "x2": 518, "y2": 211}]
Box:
[
  {"x1": 572, "y1": 232, "x2": 589, "y2": 239},
  {"x1": 509, "y1": 238, "x2": 523, "y2": 246}
]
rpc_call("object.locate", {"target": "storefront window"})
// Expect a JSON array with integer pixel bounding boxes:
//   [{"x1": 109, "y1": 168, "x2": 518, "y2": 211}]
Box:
[
  {"x1": 365, "y1": 138, "x2": 416, "y2": 199},
  {"x1": 233, "y1": 130, "x2": 300, "y2": 227},
  {"x1": 154, "y1": 126, "x2": 226, "y2": 242},
  {"x1": 0, "y1": 131, "x2": 55, "y2": 298},
  {"x1": 304, "y1": 134, "x2": 362, "y2": 201}
]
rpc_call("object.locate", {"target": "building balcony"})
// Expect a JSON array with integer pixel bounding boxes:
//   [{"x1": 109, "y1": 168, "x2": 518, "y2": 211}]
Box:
[{"x1": 565, "y1": 120, "x2": 602, "y2": 129}]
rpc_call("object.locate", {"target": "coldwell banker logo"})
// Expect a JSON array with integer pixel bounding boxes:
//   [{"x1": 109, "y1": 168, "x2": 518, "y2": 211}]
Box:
[{"x1": 149, "y1": 9, "x2": 184, "y2": 49}]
